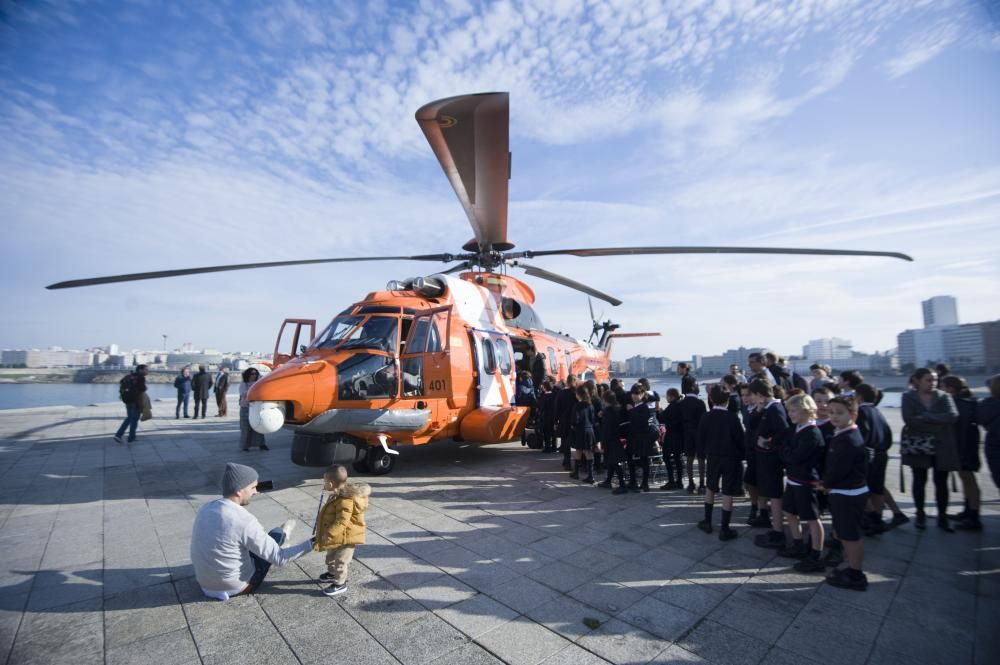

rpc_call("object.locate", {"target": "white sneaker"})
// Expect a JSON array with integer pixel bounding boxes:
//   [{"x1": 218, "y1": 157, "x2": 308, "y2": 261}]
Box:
[
  {"x1": 113, "y1": 435, "x2": 124, "y2": 444},
  {"x1": 280, "y1": 519, "x2": 297, "y2": 543}
]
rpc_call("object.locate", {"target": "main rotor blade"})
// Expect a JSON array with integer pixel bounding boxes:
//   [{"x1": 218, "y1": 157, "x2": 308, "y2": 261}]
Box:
[
  {"x1": 416, "y1": 92, "x2": 511, "y2": 252},
  {"x1": 516, "y1": 262, "x2": 622, "y2": 307},
  {"x1": 46, "y1": 254, "x2": 457, "y2": 290},
  {"x1": 513, "y1": 246, "x2": 913, "y2": 261}
]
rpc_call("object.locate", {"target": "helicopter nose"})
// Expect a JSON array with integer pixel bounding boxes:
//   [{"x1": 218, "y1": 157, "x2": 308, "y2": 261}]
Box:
[{"x1": 249, "y1": 401, "x2": 285, "y2": 434}]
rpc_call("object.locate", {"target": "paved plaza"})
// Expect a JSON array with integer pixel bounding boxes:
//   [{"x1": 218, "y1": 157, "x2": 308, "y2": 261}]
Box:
[{"x1": 0, "y1": 399, "x2": 997, "y2": 665}]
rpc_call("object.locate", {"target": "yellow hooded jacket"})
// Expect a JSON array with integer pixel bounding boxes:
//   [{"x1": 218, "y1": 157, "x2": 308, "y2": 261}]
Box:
[{"x1": 314, "y1": 482, "x2": 370, "y2": 551}]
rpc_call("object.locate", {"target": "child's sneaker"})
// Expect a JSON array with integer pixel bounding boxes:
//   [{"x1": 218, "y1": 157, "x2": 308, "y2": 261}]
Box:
[
  {"x1": 319, "y1": 572, "x2": 335, "y2": 582},
  {"x1": 793, "y1": 553, "x2": 825, "y2": 573},
  {"x1": 322, "y1": 582, "x2": 348, "y2": 597},
  {"x1": 889, "y1": 512, "x2": 911, "y2": 528},
  {"x1": 113, "y1": 435, "x2": 124, "y2": 444}
]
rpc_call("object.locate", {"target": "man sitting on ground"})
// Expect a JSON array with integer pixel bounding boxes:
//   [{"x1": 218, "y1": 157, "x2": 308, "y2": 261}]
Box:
[{"x1": 191, "y1": 462, "x2": 313, "y2": 600}]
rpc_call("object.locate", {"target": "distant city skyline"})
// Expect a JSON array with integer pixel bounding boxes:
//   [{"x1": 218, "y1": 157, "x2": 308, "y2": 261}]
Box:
[{"x1": 2, "y1": 2, "x2": 998, "y2": 359}]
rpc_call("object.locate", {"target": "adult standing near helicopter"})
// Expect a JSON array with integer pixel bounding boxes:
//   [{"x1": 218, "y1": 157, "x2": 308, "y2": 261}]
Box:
[
  {"x1": 555, "y1": 375, "x2": 578, "y2": 470},
  {"x1": 214, "y1": 367, "x2": 230, "y2": 417},
  {"x1": 240, "y1": 368, "x2": 269, "y2": 452},
  {"x1": 192, "y1": 365, "x2": 214, "y2": 419},
  {"x1": 626, "y1": 383, "x2": 659, "y2": 492}
]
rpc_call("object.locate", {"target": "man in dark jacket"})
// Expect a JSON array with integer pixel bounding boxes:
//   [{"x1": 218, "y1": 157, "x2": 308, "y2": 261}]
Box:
[
  {"x1": 114, "y1": 365, "x2": 149, "y2": 444},
  {"x1": 192, "y1": 365, "x2": 214, "y2": 419},
  {"x1": 214, "y1": 367, "x2": 230, "y2": 417},
  {"x1": 175, "y1": 366, "x2": 193, "y2": 419}
]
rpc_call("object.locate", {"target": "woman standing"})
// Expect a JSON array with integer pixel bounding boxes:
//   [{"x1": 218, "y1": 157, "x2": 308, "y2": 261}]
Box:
[
  {"x1": 239, "y1": 368, "x2": 269, "y2": 451},
  {"x1": 901, "y1": 369, "x2": 959, "y2": 531},
  {"x1": 979, "y1": 375, "x2": 1000, "y2": 491}
]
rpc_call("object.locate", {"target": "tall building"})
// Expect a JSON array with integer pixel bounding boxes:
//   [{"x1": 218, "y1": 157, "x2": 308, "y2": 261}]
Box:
[
  {"x1": 922, "y1": 296, "x2": 958, "y2": 327},
  {"x1": 803, "y1": 338, "x2": 853, "y2": 360},
  {"x1": 897, "y1": 320, "x2": 1000, "y2": 372}
]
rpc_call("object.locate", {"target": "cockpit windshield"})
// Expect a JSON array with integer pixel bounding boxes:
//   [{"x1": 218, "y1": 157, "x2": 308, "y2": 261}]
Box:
[{"x1": 313, "y1": 315, "x2": 398, "y2": 353}]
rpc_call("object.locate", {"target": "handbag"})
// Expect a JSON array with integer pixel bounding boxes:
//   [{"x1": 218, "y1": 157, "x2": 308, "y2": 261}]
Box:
[{"x1": 899, "y1": 428, "x2": 936, "y2": 457}]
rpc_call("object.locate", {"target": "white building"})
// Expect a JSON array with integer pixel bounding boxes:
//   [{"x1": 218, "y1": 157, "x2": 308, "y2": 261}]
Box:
[
  {"x1": 803, "y1": 338, "x2": 853, "y2": 360},
  {"x1": 922, "y1": 296, "x2": 958, "y2": 327}
]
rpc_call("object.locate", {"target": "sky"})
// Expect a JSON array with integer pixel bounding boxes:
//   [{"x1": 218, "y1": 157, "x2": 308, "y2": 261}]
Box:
[{"x1": 1, "y1": 0, "x2": 999, "y2": 361}]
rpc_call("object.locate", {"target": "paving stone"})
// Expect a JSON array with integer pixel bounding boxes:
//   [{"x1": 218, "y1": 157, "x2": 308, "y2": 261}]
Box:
[
  {"x1": 540, "y1": 643, "x2": 614, "y2": 665},
  {"x1": 487, "y1": 574, "x2": 562, "y2": 614},
  {"x1": 617, "y1": 595, "x2": 701, "y2": 642},
  {"x1": 378, "y1": 612, "x2": 470, "y2": 664},
  {"x1": 776, "y1": 611, "x2": 876, "y2": 665},
  {"x1": 106, "y1": 627, "x2": 200, "y2": 665},
  {"x1": 649, "y1": 643, "x2": 709, "y2": 664},
  {"x1": 575, "y1": 618, "x2": 665, "y2": 665},
  {"x1": 707, "y1": 591, "x2": 797, "y2": 644},
  {"x1": 757, "y1": 646, "x2": 823, "y2": 665},
  {"x1": 429, "y1": 641, "x2": 506, "y2": 665},
  {"x1": 104, "y1": 580, "x2": 187, "y2": 646},
  {"x1": 525, "y1": 594, "x2": 610, "y2": 641},
  {"x1": 568, "y1": 578, "x2": 643, "y2": 615},
  {"x1": 652, "y1": 577, "x2": 728, "y2": 616},
  {"x1": 434, "y1": 593, "x2": 519, "y2": 638},
  {"x1": 476, "y1": 616, "x2": 573, "y2": 665},
  {"x1": 527, "y1": 559, "x2": 592, "y2": 593},
  {"x1": 404, "y1": 573, "x2": 478, "y2": 610},
  {"x1": 679, "y1": 620, "x2": 770, "y2": 665},
  {"x1": 7, "y1": 597, "x2": 104, "y2": 665}
]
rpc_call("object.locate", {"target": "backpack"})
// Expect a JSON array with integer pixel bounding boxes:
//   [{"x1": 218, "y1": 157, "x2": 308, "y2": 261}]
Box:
[{"x1": 119, "y1": 374, "x2": 135, "y2": 403}]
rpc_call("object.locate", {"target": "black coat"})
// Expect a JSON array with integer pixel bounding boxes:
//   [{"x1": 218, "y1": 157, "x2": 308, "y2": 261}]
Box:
[
  {"x1": 572, "y1": 401, "x2": 597, "y2": 450},
  {"x1": 659, "y1": 400, "x2": 684, "y2": 453},
  {"x1": 192, "y1": 370, "x2": 213, "y2": 399},
  {"x1": 679, "y1": 394, "x2": 707, "y2": 454},
  {"x1": 538, "y1": 391, "x2": 557, "y2": 428},
  {"x1": 555, "y1": 387, "x2": 577, "y2": 436},
  {"x1": 744, "y1": 408, "x2": 763, "y2": 458},
  {"x1": 626, "y1": 400, "x2": 658, "y2": 457},
  {"x1": 698, "y1": 407, "x2": 745, "y2": 459},
  {"x1": 599, "y1": 405, "x2": 625, "y2": 450}
]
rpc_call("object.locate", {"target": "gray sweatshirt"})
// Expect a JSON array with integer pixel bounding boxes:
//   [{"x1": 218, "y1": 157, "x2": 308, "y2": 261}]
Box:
[{"x1": 191, "y1": 498, "x2": 311, "y2": 600}]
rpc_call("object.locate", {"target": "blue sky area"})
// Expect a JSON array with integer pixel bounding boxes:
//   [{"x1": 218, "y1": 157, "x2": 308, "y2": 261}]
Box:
[{"x1": 1, "y1": 0, "x2": 999, "y2": 359}]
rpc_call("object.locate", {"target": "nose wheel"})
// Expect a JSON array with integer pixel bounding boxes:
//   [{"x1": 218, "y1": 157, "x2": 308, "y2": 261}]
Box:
[{"x1": 353, "y1": 446, "x2": 396, "y2": 475}]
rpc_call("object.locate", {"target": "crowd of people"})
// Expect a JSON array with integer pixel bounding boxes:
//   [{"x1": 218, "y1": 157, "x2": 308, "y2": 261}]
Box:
[{"x1": 519, "y1": 352, "x2": 1000, "y2": 592}]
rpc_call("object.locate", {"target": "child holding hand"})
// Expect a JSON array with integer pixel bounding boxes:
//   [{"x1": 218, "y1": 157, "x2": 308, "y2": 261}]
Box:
[{"x1": 314, "y1": 465, "x2": 371, "y2": 597}]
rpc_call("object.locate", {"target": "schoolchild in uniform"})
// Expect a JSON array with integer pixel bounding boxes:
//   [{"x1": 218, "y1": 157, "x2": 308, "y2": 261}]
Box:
[
  {"x1": 819, "y1": 395, "x2": 869, "y2": 591},
  {"x1": 597, "y1": 391, "x2": 629, "y2": 494},
  {"x1": 658, "y1": 388, "x2": 684, "y2": 490},
  {"x1": 680, "y1": 379, "x2": 708, "y2": 493},
  {"x1": 569, "y1": 384, "x2": 597, "y2": 483},
  {"x1": 587, "y1": 380, "x2": 605, "y2": 473},
  {"x1": 779, "y1": 394, "x2": 826, "y2": 571},
  {"x1": 941, "y1": 375, "x2": 983, "y2": 530},
  {"x1": 720, "y1": 375, "x2": 744, "y2": 423},
  {"x1": 838, "y1": 370, "x2": 864, "y2": 398},
  {"x1": 555, "y1": 375, "x2": 578, "y2": 469},
  {"x1": 741, "y1": 384, "x2": 765, "y2": 525},
  {"x1": 812, "y1": 386, "x2": 835, "y2": 517},
  {"x1": 696, "y1": 384, "x2": 745, "y2": 540},
  {"x1": 855, "y1": 383, "x2": 892, "y2": 534},
  {"x1": 749, "y1": 379, "x2": 792, "y2": 549},
  {"x1": 627, "y1": 383, "x2": 658, "y2": 492},
  {"x1": 537, "y1": 380, "x2": 558, "y2": 453}
]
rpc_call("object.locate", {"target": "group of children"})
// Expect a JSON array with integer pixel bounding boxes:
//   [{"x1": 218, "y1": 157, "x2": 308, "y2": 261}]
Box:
[{"x1": 531, "y1": 367, "x2": 913, "y2": 592}]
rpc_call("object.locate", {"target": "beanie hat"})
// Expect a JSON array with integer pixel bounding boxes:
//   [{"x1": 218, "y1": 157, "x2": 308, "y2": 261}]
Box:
[{"x1": 221, "y1": 462, "x2": 258, "y2": 496}]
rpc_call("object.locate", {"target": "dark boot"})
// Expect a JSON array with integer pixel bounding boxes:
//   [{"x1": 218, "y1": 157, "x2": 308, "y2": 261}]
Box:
[
  {"x1": 794, "y1": 549, "x2": 825, "y2": 573},
  {"x1": 822, "y1": 541, "x2": 844, "y2": 568},
  {"x1": 754, "y1": 529, "x2": 786, "y2": 549},
  {"x1": 569, "y1": 460, "x2": 580, "y2": 480},
  {"x1": 698, "y1": 503, "x2": 713, "y2": 533},
  {"x1": 937, "y1": 515, "x2": 954, "y2": 533},
  {"x1": 778, "y1": 539, "x2": 807, "y2": 559},
  {"x1": 583, "y1": 459, "x2": 595, "y2": 484},
  {"x1": 956, "y1": 509, "x2": 982, "y2": 531}
]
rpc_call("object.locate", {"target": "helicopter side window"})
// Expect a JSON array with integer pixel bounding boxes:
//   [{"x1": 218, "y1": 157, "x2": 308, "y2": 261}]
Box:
[
  {"x1": 336, "y1": 353, "x2": 398, "y2": 400},
  {"x1": 547, "y1": 347, "x2": 557, "y2": 372},
  {"x1": 495, "y1": 338, "x2": 512, "y2": 375},
  {"x1": 482, "y1": 339, "x2": 497, "y2": 373}
]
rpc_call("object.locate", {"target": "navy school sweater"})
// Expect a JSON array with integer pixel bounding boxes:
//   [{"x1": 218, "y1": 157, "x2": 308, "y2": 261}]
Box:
[
  {"x1": 680, "y1": 394, "x2": 708, "y2": 449},
  {"x1": 754, "y1": 400, "x2": 791, "y2": 453},
  {"x1": 781, "y1": 424, "x2": 825, "y2": 484},
  {"x1": 856, "y1": 404, "x2": 892, "y2": 452},
  {"x1": 823, "y1": 426, "x2": 868, "y2": 490},
  {"x1": 698, "y1": 406, "x2": 745, "y2": 459}
]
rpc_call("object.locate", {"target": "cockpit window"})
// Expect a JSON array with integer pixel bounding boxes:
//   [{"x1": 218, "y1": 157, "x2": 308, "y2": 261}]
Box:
[{"x1": 313, "y1": 315, "x2": 398, "y2": 353}]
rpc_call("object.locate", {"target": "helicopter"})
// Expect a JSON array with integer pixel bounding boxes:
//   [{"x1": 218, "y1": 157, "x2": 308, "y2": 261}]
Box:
[{"x1": 48, "y1": 92, "x2": 912, "y2": 475}]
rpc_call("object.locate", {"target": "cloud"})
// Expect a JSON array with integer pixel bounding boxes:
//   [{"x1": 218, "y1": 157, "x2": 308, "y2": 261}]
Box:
[{"x1": 885, "y1": 21, "x2": 962, "y2": 78}]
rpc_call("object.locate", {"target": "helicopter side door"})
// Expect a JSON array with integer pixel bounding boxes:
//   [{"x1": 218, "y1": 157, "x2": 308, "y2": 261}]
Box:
[
  {"x1": 273, "y1": 319, "x2": 316, "y2": 367},
  {"x1": 470, "y1": 330, "x2": 515, "y2": 407},
  {"x1": 400, "y1": 306, "x2": 451, "y2": 400}
]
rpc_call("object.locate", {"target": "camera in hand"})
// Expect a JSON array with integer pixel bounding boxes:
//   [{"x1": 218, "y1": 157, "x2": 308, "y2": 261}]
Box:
[{"x1": 257, "y1": 480, "x2": 274, "y2": 491}]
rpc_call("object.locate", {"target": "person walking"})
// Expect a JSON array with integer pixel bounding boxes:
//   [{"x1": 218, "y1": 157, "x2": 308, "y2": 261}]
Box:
[
  {"x1": 214, "y1": 367, "x2": 230, "y2": 417},
  {"x1": 239, "y1": 368, "x2": 269, "y2": 451},
  {"x1": 941, "y1": 375, "x2": 982, "y2": 530},
  {"x1": 901, "y1": 368, "x2": 959, "y2": 531},
  {"x1": 114, "y1": 364, "x2": 149, "y2": 444},
  {"x1": 192, "y1": 365, "x2": 214, "y2": 419},
  {"x1": 174, "y1": 366, "x2": 193, "y2": 419}
]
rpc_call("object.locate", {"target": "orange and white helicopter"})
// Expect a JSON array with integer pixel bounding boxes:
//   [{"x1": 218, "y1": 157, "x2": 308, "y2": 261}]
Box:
[{"x1": 49, "y1": 92, "x2": 911, "y2": 475}]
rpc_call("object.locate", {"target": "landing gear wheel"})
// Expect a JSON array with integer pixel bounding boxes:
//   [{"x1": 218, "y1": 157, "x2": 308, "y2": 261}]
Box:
[{"x1": 366, "y1": 447, "x2": 396, "y2": 475}]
